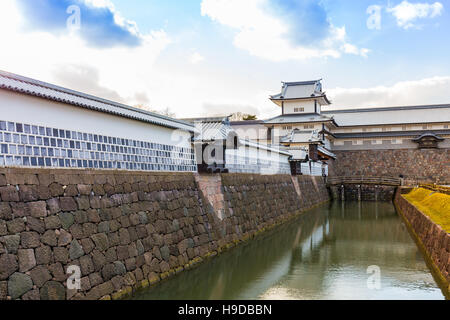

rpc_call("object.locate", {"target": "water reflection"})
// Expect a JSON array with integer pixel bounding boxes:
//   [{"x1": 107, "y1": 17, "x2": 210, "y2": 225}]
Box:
[{"x1": 132, "y1": 202, "x2": 444, "y2": 300}]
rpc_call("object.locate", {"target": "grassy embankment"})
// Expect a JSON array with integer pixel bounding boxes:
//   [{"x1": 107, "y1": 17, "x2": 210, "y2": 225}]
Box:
[{"x1": 403, "y1": 188, "x2": 450, "y2": 233}]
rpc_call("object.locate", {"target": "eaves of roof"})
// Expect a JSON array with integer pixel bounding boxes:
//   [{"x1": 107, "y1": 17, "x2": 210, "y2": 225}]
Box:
[
  {"x1": 317, "y1": 146, "x2": 336, "y2": 159},
  {"x1": 269, "y1": 94, "x2": 327, "y2": 101},
  {"x1": 322, "y1": 104, "x2": 450, "y2": 114},
  {"x1": 283, "y1": 80, "x2": 321, "y2": 86},
  {"x1": 264, "y1": 113, "x2": 337, "y2": 126},
  {"x1": 230, "y1": 120, "x2": 265, "y2": 125},
  {"x1": 241, "y1": 139, "x2": 292, "y2": 156},
  {"x1": 412, "y1": 132, "x2": 445, "y2": 141},
  {"x1": 0, "y1": 70, "x2": 195, "y2": 132},
  {"x1": 193, "y1": 121, "x2": 232, "y2": 141},
  {"x1": 333, "y1": 130, "x2": 450, "y2": 139}
]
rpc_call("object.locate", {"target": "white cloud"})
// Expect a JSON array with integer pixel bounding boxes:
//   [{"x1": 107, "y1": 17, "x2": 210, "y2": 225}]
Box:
[
  {"x1": 200, "y1": 0, "x2": 369, "y2": 61},
  {"x1": 324, "y1": 76, "x2": 450, "y2": 109},
  {"x1": 387, "y1": 1, "x2": 444, "y2": 29},
  {"x1": 189, "y1": 52, "x2": 205, "y2": 64},
  {"x1": 0, "y1": 0, "x2": 271, "y2": 119},
  {"x1": 83, "y1": 0, "x2": 137, "y2": 32},
  {"x1": 341, "y1": 44, "x2": 370, "y2": 58},
  {"x1": 0, "y1": 0, "x2": 172, "y2": 106}
]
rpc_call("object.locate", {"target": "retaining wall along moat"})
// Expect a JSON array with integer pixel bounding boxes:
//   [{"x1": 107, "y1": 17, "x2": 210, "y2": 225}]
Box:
[
  {"x1": 0, "y1": 168, "x2": 329, "y2": 300},
  {"x1": 329, "y1": 149, "x2": 450, "y2": 184},
  {"x1": 329, "y1": 185, "x2": 397, "y2": 201},
  {"x1": 394, "y1": 189, "x2": 450, "y2": 296}
]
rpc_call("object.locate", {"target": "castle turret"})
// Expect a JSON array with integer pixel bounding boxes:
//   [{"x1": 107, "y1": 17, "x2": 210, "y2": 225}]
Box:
[{"x1": 269, "y1": 80, "x2": 331, "y2": 115}]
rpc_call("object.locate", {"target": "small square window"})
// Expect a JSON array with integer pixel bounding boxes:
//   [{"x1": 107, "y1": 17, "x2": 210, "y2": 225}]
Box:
[
  {"x1": 5, "y1": 156, "x2": 13, "y2": 166},
  {"x1": 23, "y1": 156, "x2": 30, "y2": 166}
]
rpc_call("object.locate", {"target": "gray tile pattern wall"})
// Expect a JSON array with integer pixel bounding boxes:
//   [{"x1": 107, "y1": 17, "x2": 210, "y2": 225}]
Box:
[
  {"x1": 225, "y1": 154, "x2": 291, "y2": 174},
  {"x1": 0, "y1": 120, "x2": 196, "y2": 172}
]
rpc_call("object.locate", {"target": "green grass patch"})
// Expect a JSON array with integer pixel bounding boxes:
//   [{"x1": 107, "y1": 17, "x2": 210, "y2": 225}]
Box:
[{"x1": 404, "y1": 188, "x2": 450, "y2": 233}]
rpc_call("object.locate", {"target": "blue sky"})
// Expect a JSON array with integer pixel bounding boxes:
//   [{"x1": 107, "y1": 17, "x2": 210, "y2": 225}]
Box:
[{"x1": 0, "y1": 0, "x2": 449, "y2": 118}]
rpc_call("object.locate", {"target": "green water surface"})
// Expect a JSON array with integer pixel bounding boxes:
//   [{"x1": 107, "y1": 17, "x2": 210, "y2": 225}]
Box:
[{"x1": 132, "y1": 201, "x2": 444, "y2": 300}]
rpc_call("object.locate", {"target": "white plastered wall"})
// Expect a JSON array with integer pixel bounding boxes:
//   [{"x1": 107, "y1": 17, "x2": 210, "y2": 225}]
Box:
[{"x1": 0, "y1": 90, "x2": 192, "y2": 148}]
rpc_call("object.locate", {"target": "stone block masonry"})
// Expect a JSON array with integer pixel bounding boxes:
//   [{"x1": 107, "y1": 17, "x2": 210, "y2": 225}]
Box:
[
  {"x1": 329, "y1": 149, "x2": 450, "y2": 184},
  {"x1": 394, "y1": 189, "x2": 450, "y2": 297},
  {"x1": 329, "y1": 185, "x2": 396, "y2": 201},
  {"x1": 0, "y1": 168, "x2": 329, "y2": 300}
]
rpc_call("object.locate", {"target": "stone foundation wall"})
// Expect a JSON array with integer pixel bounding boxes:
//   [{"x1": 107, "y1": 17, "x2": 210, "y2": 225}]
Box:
[
  {"x1": 0, "y1": 168, "x2": 329, "y2": 300},
  {"x1": 329, "y1": 185, "x2": 396, "y2": 201},
  {"x1": 394, "y1": 189, "x2": 450, "y2": 294},
  {"x1": 329, "y1": 149, "x2": 450, "y2": 184}
]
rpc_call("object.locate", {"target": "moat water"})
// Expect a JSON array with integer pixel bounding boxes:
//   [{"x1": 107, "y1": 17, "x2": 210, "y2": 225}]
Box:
[{"x1": 132, "y1": 202, "x2": 444, "y2": 300}]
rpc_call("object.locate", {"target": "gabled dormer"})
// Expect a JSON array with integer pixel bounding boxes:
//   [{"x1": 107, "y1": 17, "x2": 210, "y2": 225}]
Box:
[{"x1": 269, "y1": 80, "x2": 331, "y2": 115}]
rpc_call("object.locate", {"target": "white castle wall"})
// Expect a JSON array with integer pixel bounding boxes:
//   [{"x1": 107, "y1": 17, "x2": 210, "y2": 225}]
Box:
[{"x1": 0, "y1": 90, "x2": 196, "y2": 172}]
